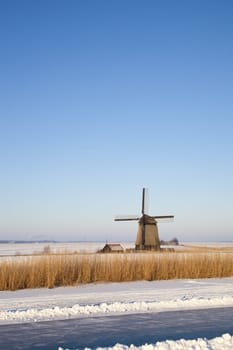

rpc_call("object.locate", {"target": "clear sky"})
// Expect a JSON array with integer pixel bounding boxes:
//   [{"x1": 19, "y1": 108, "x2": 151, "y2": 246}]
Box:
[{"x1": 1, "y1": 0, "x2": 233, "y2": 242}]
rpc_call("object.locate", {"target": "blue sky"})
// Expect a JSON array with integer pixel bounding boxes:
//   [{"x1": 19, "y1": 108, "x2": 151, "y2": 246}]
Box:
[{"x1": 1, "y1": 0, "x2": 233, "y2": 242}]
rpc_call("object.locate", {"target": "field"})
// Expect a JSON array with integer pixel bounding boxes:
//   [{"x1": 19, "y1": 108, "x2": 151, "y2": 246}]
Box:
[
  {"x1": 1, "y1": 242, "x2": 233, "y2": 349},
  {"x1": 1, "y1": 242, "x2": 233, "y2": 291}
]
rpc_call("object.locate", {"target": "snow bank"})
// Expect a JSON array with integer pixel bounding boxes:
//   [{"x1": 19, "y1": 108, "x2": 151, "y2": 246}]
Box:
[
  {"x1": 58, "y1": 333, "x2": 233, "y2": 350},
  {"x1": 2, "y1": 295, "x2": 233, "y2": 323},
  {"x1": 1, "y1": 278, "x2": 233, "y2": 324}
]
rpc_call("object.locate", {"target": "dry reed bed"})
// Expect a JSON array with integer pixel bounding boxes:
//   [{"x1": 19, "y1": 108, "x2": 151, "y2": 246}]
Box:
[
  {"x1": 180, "y1": 245, "x2": 233, "y2": 253},
  {"x1": 1, "y1": 251, "x2": 233, "y2": 291}
]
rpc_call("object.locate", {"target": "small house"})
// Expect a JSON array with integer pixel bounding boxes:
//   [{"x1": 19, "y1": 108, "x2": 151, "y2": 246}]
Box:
[{"x1": 101, "y1": 243, "x2": 124, "y2": 253}]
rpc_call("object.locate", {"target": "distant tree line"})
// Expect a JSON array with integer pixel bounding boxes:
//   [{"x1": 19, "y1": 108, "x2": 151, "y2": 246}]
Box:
[
  {"x1": 0, "y1": 240, "x2": 57, "y2": 244},
  {"x1": 160, "y1": 237, "x2": 179, "y2": 246}
]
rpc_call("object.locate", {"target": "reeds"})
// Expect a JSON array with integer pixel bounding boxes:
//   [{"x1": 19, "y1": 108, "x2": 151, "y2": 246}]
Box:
[{"x1": 1, "y1": 251, "x2": 233, "y2": 291}]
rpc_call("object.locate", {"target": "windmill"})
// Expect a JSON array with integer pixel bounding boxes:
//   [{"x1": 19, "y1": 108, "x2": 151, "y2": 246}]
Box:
[{"x1": 114, "y1": 188, "x2": 174, "y2": 250}]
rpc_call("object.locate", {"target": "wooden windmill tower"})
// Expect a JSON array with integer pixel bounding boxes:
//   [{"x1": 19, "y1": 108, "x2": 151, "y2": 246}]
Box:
[{"x1": 115, "y1": 188, "x2": 174, "y2": 250}]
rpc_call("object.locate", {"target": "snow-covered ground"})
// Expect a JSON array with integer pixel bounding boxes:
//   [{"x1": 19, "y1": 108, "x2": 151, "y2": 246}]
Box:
[
  {"x1": 1, "y1": 241, "x2": 233, "y2": 257},
  {"x1": 0, "y1": 278, "x2": 233, "y2": 323},
  {"x1": 0, "y1": 242, "x2": 108, "y2": 256}
]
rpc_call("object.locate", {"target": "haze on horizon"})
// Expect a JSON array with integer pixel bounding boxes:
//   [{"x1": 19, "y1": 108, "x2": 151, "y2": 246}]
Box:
[{"x1": 1, "y1": 1, "x2": 233, "y2": 243}]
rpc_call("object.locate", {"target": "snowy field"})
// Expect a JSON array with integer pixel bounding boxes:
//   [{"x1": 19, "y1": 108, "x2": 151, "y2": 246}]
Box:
[
  {"x1": 0, "y1": 242, "x2": 108, "y2": 256},
  {"x1": 0, "y1": 241, "x2": 137, "y2": 257},
  {"x1": 1, "y1": 242, "x2": 233, "y2": 349},
  {"x1": 2, "y1": 278, "x2": 233, "y2": 323},
  {"x1": 1, "y1": 241, "x2": 233, "y2": 257}
]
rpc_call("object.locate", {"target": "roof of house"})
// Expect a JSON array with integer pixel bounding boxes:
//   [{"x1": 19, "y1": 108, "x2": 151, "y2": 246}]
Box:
[{"x1": 104, "y1": 243, "x2": 124, "y2": 251}]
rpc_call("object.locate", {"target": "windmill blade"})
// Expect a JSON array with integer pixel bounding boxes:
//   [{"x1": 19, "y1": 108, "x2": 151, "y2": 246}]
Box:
[
  {"x1": 152, "y1": 215, "x2": 174, "y2": 223},
  {"x1": 141, "y1": 187, "x2": 149, "y2": 215},
  {"x1": 142, "y1": 188, "x2": 145, "y2": 215},
  {"x1": 114, "y1": 215, "x2": 140, "y2": 221},
  {"x1": 152, "y1": 215, "x2": 174, "y2": 219}
]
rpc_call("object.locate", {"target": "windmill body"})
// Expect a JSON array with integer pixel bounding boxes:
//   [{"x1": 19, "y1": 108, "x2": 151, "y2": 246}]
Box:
[
  {"x1": 115, "y1": 188, "x2": 174, "y2": 251},
  {"x1": 135, "y1": 214, "x2": 160, "y2": 250}
]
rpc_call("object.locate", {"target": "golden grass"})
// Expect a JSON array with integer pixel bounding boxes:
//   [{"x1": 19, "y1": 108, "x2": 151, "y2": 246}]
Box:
[
  {"x1": 1, "y1": 250, "x2": 233, "y2": 291},
  {"x1": 179, "y1": 244, "x2": 233, "y2": 253}
]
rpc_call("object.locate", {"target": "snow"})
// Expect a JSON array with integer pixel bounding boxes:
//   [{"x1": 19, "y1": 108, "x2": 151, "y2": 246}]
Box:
[
  {"x1": 0, "y1": 242, "x2": 108, "y2": 256},
  {"x1": 2, "y1": 295, "x2": 233, "y2": 323},
  {"x1": 1, "y1": 241, "x2": 232, "y2": 257},
  {"x1": 1, "y1": 278, "x2": 233, "y2": 324},
  {"x1": 58, "y1": 333, "x2": 233, "y2": 350},
  {"x1": 0, "y1": 242, "x2": 131, "y2": 257}
]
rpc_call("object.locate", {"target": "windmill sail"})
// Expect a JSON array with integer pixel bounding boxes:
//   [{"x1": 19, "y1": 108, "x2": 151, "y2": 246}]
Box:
[
  {"x1": 141, "y1": 188, "x2": 149, "y2": 215},
  {"x1": 114, "y1": 215, "x2": 140, "y2": 221}
]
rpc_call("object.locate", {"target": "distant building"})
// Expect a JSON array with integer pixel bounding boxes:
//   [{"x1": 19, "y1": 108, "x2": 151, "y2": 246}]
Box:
[
  {"x1": 100, "y1": 243, "x2": 124, "y2": 253},
  {"x1": 160, "y1": 237, "x2": 179, "y2": 246}
]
